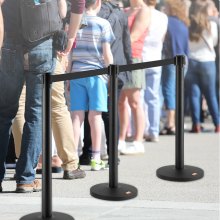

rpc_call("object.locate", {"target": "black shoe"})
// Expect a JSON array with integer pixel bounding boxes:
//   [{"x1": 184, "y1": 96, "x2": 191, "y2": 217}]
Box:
[
  {"x1": 63, "y1": 168, "x2": 86, "y2": 180},
  {"x1": 79, "y1": 154, "x2": 91, "y2": 165},
  {"x1": 36, "y1": 166, "x2": 63, "y2": 174},
  {"x1": 0, "y1": 182, "x2": 2, "y2": 192}
]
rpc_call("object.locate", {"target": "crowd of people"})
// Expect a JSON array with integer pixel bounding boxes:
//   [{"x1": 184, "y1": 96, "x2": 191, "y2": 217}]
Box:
[{"x1": 0, "y1": 0, "x2": 219, "y2": 193}]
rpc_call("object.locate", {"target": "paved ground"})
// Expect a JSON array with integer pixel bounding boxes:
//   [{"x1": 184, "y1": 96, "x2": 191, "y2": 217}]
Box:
[{"x1": 0, "y1": 119, "x2": 219, "y2": 220}]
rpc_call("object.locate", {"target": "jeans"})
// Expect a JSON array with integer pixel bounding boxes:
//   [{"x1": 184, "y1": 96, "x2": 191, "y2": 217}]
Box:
[
  {"x1": 161, "y1": 64, "x2": 176, "y2": 110},
  {"x1": 186, "y1": 59, "x2": 219, "y2": 126},
  {"x1": 0, "y1": 38, "x2": 54, "y2": 184},
  {"x1": 144, "y1": 68, "x2": 162, "y2": 137}
]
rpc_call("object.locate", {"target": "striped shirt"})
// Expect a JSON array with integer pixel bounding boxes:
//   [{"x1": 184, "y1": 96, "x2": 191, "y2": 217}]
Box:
[{"x1": 71, "y1": 15, "x2": 115, "y2": 82}]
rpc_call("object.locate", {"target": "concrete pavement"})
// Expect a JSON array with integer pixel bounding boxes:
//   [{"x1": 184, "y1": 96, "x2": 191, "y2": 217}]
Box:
[{"x1": 0, "y1": 119, "x2": 219, "y2": 220}]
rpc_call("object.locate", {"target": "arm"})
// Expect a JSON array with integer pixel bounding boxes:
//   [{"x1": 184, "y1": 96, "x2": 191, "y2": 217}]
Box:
[
  {"x1": 65, "y1": 13, "x2": 83, "y2": 53},
  {"x1": 130, "y1": 6, "x2": 151, "y2": 43},
  {"x1": 64, "y1": 0, "x2": 85, "y2": 54},
  {"x1": 58, "y1": 0, "x2": 67, "y2": 19},
  {"x1": 102, "y1": 42, "x2": 113, "y2": 66},
  {"x1": 211, "y1": 21, "x2": 218, "y2": 47},
  {"x1": 0, "y1": 0, "x2": 4, "y2": 48}
]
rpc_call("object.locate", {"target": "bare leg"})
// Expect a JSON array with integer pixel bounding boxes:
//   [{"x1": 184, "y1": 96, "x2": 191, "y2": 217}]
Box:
[
  {"x1": 118, "y1": 90, "x2": 129, "y2": 141},
  {"x1": 88, "y1": 111, "x2": 102, "y2": 160},
  {"x1": 126, "y1": 89, "x2": 145, "y2": 141},
  {"x1": 166, "y1": 109, "x2": 175, "y2": 130},
  {"x1": 71, "y1": 111, "x2": 85, "y2": 150}
]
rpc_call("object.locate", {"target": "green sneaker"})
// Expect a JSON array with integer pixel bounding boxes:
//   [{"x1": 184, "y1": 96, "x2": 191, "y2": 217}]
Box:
[{"x1": 90, "y1": 159, "x2": 107, "y2": 171}]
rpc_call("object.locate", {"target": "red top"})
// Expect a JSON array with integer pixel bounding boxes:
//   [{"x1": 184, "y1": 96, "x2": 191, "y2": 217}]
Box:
[
  {"x1": 127, "y1": 9, "x2": 148, "y2": 59},
  {"x1": 71, "y1": 0, "x2": 85, "y2": 14}
]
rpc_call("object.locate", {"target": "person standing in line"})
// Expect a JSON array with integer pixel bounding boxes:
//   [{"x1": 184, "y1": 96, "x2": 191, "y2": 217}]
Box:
[
  {"x1": 142, "y1": 0, "x2": 168, "y2": 143},
  {"x1": 79, "y1": 0, "x2": 133, "y2": 165},
  {"x1": 186, "y1": 0, "x2": 219, "y2": 133},
  {"x1": 0, "y1": 0, "x2": 85, "y2": 193},
  {"x1": 118, "y1": 0, "x2": 151, "y2": 155},
  {"x1": 11, "y1": 0, "x2": 86, "y2": 179},
  {"x1": 160, "y1": 0, "x2": 189, "y2": 135},
  {"x1": 68, "y1": 0, "x2": 115, "y2": 171}
]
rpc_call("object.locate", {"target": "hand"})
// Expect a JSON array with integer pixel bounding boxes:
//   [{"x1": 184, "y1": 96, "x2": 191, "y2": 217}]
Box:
[{"x1": 62, "y1": 38, "x2": 75, "y2": 55}]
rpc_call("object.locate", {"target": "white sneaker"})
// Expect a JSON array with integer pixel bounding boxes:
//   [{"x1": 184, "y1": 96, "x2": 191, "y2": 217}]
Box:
[
  {"x1": 120, "y1": 141, "x2": 145, "y2": 155},
  {"x1": 118, "y1": 140, "x2": 126, "y2": 153}
]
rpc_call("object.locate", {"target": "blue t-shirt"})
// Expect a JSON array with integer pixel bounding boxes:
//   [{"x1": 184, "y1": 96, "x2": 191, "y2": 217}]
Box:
[
  {"x1": 163, "y1": 16, "x2": 189, "y2": 58},
  {"x1": 71, "y1": 15, "x2": 115, "y2": 72}
]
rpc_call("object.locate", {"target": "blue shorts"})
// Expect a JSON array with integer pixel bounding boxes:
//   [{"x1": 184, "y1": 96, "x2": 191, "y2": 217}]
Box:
[{"x1": 70, "y1": 76, "x2": 108, "y2": 112}]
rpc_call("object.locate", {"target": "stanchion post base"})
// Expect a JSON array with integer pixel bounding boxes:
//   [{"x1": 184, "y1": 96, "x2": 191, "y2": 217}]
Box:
[
  {"x1": 90, "y1": 183, "x2": 138, "y2": 201},
  {"x1": 156, "y1": 165, "x2": 204, "y2": 182},
  {"x1": 20, "y1": 212, "x2": 74, "y2": 220}
]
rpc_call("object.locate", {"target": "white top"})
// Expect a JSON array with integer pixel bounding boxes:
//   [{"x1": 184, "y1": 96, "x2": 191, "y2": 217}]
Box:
[
  {"x1": 142, "y1": 9, "x2": 168, "y2": 64},
  {"x1": 189, "y1": 21, "x2": 218, "y2": 62}
]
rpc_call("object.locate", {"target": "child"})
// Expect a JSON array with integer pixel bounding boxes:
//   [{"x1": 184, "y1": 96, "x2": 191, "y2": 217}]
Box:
[{"x1": 69, "y1": 0, "x2": 115, "y2": 170}]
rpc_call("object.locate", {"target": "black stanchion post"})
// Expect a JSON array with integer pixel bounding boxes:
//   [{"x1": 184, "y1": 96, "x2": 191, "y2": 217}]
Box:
[
  {"x1": 156, "y1": 55, "x2": 204, "y2": 181},
  {"x1": 109, "y1": 64, "x2": 118, "y2": 189},
  {"x1": 20, "y1": 73, "x2": 74, "y2": 220},
  {"x1": 90, "y1": 65, "x2": 138, "y2": 200}
]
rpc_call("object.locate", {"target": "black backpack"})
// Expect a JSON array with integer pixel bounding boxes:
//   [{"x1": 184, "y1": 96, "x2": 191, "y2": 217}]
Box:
[
  {"x1": 20, "y1": 0, "x2": 62, "y2": 43},
  {"x1": 98, "y1": 2, "x2": 123, "y2": 54}
]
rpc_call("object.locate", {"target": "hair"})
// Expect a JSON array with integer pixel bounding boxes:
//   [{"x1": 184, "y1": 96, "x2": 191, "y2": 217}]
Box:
[
  {"x1": 85, "y1": 0, "x2": 97, "y2": 8},
  {"x1": 189, "y1": 0, "x2": 213, "y2": 42},
  {"x1": 164, "y1": 0, "x2": 190, "y2": 26},
  {"x1": 146, "y1": 0, "x2": 157, "y2": 6}
]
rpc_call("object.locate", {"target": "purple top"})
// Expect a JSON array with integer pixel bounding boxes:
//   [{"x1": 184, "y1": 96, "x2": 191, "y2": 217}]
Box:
[{"x1": 71, "y1": 0, "x2": 85, "y2": 14}]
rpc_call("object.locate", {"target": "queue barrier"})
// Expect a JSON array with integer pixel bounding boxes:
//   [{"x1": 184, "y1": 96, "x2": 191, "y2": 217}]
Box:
[{"x1": 20, "y1": 55, "x2": 204, "y2": 220}]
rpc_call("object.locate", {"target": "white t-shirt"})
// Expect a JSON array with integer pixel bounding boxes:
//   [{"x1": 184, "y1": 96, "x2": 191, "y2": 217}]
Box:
[
  {"x1": 142, "y1": 9, "x2": 168, "y2": 64},
  {"x1": 189, "y1": 21, "x2": 218, "y2": 62}
]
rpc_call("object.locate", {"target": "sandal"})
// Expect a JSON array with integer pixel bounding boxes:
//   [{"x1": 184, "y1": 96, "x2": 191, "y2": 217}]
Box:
[{"x1": 160, "y1": 127, "x2": 175, "y2": 135}]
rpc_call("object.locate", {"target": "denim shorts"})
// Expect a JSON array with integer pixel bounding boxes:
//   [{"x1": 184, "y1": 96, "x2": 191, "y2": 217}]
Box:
[{"x1": 70, "y1": 76, "x2": 108, "y2": 112}]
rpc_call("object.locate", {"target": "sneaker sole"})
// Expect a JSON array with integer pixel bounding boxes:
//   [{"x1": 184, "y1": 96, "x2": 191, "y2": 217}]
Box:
[
  {"x1": 91, "y1": 168, "x2": 108, "y2": 171},
  {"x1": 63, "y1": 174, "x2": 86, "y2": 180},
  {"x1": 120, "y1": 151, "x2": 145, "y2": 155},
  {"x1": 145, "y1": 139, "x2": 159, "y2": 143},
  {"x1": 15, "y1": 188, "x2": 41, "y2": 193}
]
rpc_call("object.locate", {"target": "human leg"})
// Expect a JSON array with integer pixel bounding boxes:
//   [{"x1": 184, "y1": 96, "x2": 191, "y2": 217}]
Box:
[
  {"x1": 144, "y1": 69, "x2": 161, "y2": 140},
  {"x1": 11, "y1": 84, "x2": 26, "y2": 158},
  {"x1": 51, "y1": 58, "x2": 79, "y2": 171},
  {"x1": 79, "y1": 111, "x2": 92, "y2": 165},
  {"x1": 198, "y1": 62, "x2": 219, "y2": 129},
  {"x1": 88, "y1": 111, "x2": 102, "y2": 159},
  {"x1": 120, "y1": 88, "x2": 145, "y2": 155},
  {"x1": 127, "y1": 89, "x2": 145, "y2": 141},
  {"x1": 16, "y1": 39, "x2": 54, "y2": 187},
  {"x1": 187, "y1": 60, "x2": 202, "y2": 128},
  {"x1": 118, "y1": 91, "x2": 129, "y2": 140},
  {"x1": 160, "y1": 64, "x2": 176, "y2": 134},
  {"x1": 0, "y1": 42, "x2": 24, "y2": 184}
]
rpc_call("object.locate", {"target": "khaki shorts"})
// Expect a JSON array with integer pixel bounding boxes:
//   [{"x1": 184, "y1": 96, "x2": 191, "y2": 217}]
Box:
[{"x1": 123, "y1": 58, "x2": 146, "y2": 90}]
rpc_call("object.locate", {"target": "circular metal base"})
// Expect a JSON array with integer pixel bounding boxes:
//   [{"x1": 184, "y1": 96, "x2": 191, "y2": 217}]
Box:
[
  {"x1": 156, "y1": 165, "x2": 204, "y2": 182},
  {"x1": 90, "y1": 183, "x2": 138, "y2": 201},
  {"x1": 20, "y1": 212, "x2": 74, "y2": 220}
]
